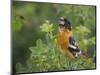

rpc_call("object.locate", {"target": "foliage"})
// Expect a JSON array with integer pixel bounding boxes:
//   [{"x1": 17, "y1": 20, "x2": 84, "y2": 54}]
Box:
[
  {"x1": 28, "y1": 39, "x2": 95, "y2": 72},
  {"x1": 40, "y1": 20, "x2": 54, "y2": 33},
  {"x1": 73, "y1": 25, "x2": 96, "y2": 52},
  {"x1": 12, "y1": 16, "x2": 23, "y2": 32}
]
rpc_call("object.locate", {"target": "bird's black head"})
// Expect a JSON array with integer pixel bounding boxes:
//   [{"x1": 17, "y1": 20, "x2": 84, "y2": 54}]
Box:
[{"x1": 59, "y1": 17, "x2": 72, "y2": 31}]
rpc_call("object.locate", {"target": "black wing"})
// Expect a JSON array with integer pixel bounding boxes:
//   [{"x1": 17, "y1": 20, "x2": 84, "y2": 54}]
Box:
[
  {"x1": 68, "y1": 37, "x2": 82, "y2": 57},
  {"x1": 68, "y1": 37, "x2": 80, "y2": 52}
]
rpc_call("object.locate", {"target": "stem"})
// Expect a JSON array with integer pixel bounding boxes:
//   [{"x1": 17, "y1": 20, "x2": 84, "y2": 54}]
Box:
[{"x1": 45, "y1": 33, "x2": 50, "y2": 45}]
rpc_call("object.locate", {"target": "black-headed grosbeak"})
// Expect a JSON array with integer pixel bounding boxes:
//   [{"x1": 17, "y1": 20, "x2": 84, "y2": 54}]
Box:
[{"x1": 57, "y1": 17, "x2": 82, "y2": 59}]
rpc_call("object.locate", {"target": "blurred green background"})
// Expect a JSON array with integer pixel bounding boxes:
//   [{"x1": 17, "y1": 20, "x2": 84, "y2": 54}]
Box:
[{"x1": 12, "y1": 1, "x2": 96, "y2": 74}]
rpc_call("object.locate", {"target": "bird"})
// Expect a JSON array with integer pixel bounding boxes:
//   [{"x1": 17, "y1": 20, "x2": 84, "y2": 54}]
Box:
[{"x1": 57, "y1": 17, "x2": 82, "y2": 59}]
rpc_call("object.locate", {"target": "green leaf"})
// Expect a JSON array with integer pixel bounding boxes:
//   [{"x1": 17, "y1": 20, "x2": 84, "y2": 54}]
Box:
[
  {"x1": 40, "y1": 20, "x2": 54, "y2": 33},
  {"x1": 12, "y1": 18, "x2": 22, "y2": 32}
]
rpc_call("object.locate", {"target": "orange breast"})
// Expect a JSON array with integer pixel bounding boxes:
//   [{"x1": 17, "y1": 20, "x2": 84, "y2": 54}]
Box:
[
  {"x1": 57, "y1": 31, "x2": 75, "y2": 58},
  {"x1": 58, "y1": 31, "x2": 72, "y2": 51}
]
